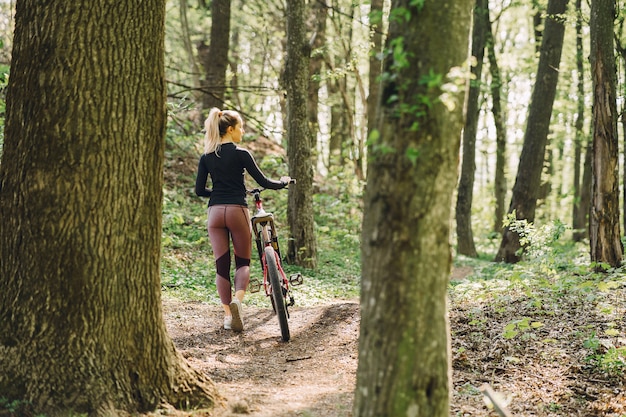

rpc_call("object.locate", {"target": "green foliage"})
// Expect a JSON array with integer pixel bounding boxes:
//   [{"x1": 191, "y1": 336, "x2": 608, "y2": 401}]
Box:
[
  {"x1": 584, "y1": 333, "x2": 626, "y2": 377},
  {"x1": 0, "y1": 397, "x2": 49, "y2": 417},
  {"x1": 502, "y1": 211, "x2": 569, "y2": 262}
]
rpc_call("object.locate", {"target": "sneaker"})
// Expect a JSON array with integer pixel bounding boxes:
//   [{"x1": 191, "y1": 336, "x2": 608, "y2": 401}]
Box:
[
  {"x1": 224, "y1": 315, "x2": 232, "y2": 330},
  {"x1": 229, "y1": 298, "x2": 244, "y2": 332}
]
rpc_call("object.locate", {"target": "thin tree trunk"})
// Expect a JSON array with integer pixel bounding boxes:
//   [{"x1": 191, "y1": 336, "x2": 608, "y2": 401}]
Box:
[
  {"x1": 456, "y1": 0, "x2": 487, "y2": 257},
  {"x1": 355, "y1": 0, "x2": 472, "y2": 415},
  {"x1": 180, "y1": 0, "x2": 202, "y2": 102},
  {"x1": 486, "y1": 13, "x2": 507, "y2": 234},
  {"x1": 285, "y1": 0, "x2": 317, "y2": 268},
  {"x1": 367, "y1": 0, "x2": 385, "y2": 140},
  {"x1": 495, "y1": 0, "x2": 569, "y2": 263},
  {"x1": 307, "y1": 0, "x2": 327, "y2": 153},
  {"x1": 589, "y1": 0, "x2": 623, "y2": 269},
  {"x1": 0, "y1": 0, "x2": 218, "y2": 413},
  {"x1": 572, "y1": 0, "x2": 587, "y2": 241},
  {"x1": 199, "y1": 0, "x2": 231, "y2": 110}
]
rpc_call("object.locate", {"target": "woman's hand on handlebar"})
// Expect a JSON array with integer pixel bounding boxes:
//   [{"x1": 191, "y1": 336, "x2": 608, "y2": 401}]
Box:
[{"x1": 280, "y1": 176, "x2": 296, "y2": 186}]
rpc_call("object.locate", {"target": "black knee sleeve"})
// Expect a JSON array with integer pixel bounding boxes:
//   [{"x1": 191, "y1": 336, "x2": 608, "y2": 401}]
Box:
[
  {"x1": 215, "y1": 252, "x2": 231, "y2": 279},
  {"x1": 235, "y1": 255, "x2": 250, "y2": 269}
]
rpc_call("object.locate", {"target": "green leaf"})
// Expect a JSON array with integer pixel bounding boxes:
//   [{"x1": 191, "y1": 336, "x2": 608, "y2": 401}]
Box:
[{"x1": 503, "y1": 329, "x2": 519, "y2": 339}]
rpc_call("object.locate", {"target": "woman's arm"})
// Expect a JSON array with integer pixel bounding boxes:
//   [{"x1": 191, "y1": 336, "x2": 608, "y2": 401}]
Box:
[
  {"x1": 195, "y1": 156, "x2": 212, "y2": 197},
  {"x1": 240, "y1": 148, "x2": 289, "y2": 189}
]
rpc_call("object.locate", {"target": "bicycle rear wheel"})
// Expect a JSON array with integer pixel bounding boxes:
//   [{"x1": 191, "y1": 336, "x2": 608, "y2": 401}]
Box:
[{"x1": 264, "y1": 245, "x2": 290, "y2": 341}]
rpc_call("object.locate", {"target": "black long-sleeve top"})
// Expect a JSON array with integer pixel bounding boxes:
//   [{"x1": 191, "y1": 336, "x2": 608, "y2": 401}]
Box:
[{"x1": 195, "y1": 142, "x2": 286, "y2": 206}]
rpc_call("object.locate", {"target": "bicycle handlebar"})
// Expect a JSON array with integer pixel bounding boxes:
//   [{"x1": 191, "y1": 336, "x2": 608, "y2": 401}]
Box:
[{"x1": 247, "y1": 179, "x2": 296, "y2": 195}]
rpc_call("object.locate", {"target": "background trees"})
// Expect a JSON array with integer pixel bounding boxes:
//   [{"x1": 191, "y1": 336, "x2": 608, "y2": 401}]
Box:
[{"x1": 495, "y1": 0, "x2": 569, "y2": 263}]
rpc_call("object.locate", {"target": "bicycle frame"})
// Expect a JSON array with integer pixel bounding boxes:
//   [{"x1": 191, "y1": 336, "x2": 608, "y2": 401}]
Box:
[
  {"x1": 249, "y1": 189, "x2": 292, "y2": 303},
  {"x1": 248, "y1": 186, "x2": 303, "y2": 342}
]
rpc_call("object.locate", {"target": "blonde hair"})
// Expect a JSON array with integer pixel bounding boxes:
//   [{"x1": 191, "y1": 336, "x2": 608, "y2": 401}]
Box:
[{"x1": 204, "y1": 107, "x2": 242, "y2": 154}]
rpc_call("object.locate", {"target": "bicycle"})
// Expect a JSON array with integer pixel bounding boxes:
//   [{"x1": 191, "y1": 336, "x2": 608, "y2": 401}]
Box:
[{"x1": 247, "y1": 181, "x2": 303, "y2": 342}]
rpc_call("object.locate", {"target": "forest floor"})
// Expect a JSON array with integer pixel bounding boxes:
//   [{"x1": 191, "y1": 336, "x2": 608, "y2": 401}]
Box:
[{"x1": 156, "y1": 265, "x2": 626, "y2": 417}]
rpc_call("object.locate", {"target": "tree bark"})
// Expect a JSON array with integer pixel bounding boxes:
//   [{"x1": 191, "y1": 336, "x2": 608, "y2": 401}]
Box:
[
  {"x1": 180, "y1": 0, "x2": 202, "y2": 103},
  {"x1": 0, "y1": 1, "x2": 218, "y2": 414},
  {"x1": 572, "y1": 0, "x2": 587, "y2": 241},
  {"x1": 307, "y1": 0, "x2": 327, "y2": 153},
  {"x1": 355, "y1": 0, "x2": 471, "y2": 415},
  {"x1": 589, "y1": 0, "x2": 623, "y2": 269},
  {"x1": 456, "y1": 0, "x2": 487, "y2": 258},
  {"x1": 285, "y1": 0, "x2": 317, "y2": 268},
  {"x1": 486, "y1": 14, "x2": 507, "y2": 235},
  {"x1": 199, "y1": 0, "x2": 231, "y2": 110},
  {"x1": 495, "y1": 0, "x2": 569, "y2": 263},
  {"x1": 367, "y1": 0, "x2": 385, "y2": 141}
]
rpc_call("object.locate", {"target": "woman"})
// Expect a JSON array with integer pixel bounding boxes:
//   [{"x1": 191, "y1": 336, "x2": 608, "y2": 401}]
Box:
[{"x1": 195, "y1": 108, "x2": 290, "y2": 332}]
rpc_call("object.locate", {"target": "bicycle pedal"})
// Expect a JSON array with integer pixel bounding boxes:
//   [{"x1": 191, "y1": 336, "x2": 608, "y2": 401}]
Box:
[
  {"x1": 248, "y1": 278, "x2": 261, "y2": 293},
  {"x1": 289, "y1": 273, "x2": 304, "y2": 286}
]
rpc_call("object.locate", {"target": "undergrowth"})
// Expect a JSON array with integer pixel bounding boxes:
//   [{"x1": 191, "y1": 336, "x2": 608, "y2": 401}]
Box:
[{"x1": 451, "y1": 217, "x2": 626, "y2": 380}]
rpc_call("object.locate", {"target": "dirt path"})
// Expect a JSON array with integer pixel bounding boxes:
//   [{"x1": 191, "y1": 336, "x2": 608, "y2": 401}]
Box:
[
  {"x1": 163, "y1": 292, "x2": 626, "y2": 417},
  {"x1": 163, "y1": 298, "x2": 359, "y2": 417}
]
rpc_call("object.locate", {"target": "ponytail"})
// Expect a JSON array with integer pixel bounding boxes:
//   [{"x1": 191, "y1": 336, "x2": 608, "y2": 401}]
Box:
[
  {"x1": 203, "y1": 107, "x2": 242, "y2": 155},
  {"x1": 204, "y1": 108, "x2": 222, "y2": 154}
]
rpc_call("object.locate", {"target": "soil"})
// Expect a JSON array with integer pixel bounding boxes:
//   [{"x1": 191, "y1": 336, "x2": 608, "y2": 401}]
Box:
[
  {"x1": 161, "y1": 270, "x2": 626, "y2": 417},
  {"x1": 163, "y1": 297, "x2": 359, "y2": 417}
]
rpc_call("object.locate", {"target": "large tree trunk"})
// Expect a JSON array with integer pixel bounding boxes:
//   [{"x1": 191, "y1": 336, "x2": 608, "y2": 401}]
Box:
[
  {"x1": 285, "y1": 0, "x2": 317, "y2": 268},
  {"x1": 354, "y1": 0, "x2": 471, "y2": 415},
  {"x1": 456, "y1": 0, "x2": 487, "y2": 258},
  {"x1": 0, "y1": 1, "x2": 218, "y2": 414},
  {"x1": 495, "y1": 0, "x2": 569, "y2": 263},
  {"x1": 198, "y1": 0, "x2": 231, "y2": 110},
  {"x1": 572, "y1": 0, "x2": 587, "y2": 241},
  {"x1": 589, "y1": 0, "x2": 623, "y2": 268}
]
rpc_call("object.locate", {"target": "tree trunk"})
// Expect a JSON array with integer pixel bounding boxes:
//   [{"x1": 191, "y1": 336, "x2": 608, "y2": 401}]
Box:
[
  {"x1": 0, "y1": 1, "x2": 218, "y2": 414},
  {"x1": 486, "y1": 14, "x2": 507, "y2": 234},
  {"x1": 495, "y1": 0, "x2": 569, "y2": 263},
  {"x1": 199, "y1": 0, "x2": 231, "y2": 110},
  {"x1": 327, "y1": 77, "x2": 351, "y2": 168},
  {"x1": 589, "y1": 0, "x2": 623, "y2": 269},
  {"x1": 355, "y1": 0, "x2": 471, "y2": 415},
  {"x1": 580, "y1": 137, "x2": 593, "y2": 240},
  {"x1": 325, "y1": 4, "x2": 362, "y2": 179},
  {"x1": 285, "y1": 0, "x2": 317, "y2": 268},
  {"x1": 367, "y1": 0, "x2": 385, "y2": 141},
  {"x1": 307, "y1": 0, "x2": 327, "y2": 153},
  {"x1": 180, "y1": 0, "x2": 202, "y2": 103},
  {"x1": 572, "y1": 0, "x2": 587, "y2": 241},
  {"x1": 456, "y1": 0, "x2": 487, "y2": 257}
]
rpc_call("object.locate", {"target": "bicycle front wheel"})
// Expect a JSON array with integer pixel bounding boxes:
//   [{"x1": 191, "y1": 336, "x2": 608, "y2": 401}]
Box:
[{"x1": 264, "y1": 245, "x2": 290, "y2": 341}]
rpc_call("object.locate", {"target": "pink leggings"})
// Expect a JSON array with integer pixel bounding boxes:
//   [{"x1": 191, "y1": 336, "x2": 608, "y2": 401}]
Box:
[{"x1": 207, "y1": 205, "x2": 252, "y2": 305}]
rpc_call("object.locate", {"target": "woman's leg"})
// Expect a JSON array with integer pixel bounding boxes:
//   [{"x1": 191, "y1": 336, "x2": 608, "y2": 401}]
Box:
[
  {"x1": 225, "y1": 206, "x2": 252, "y2": 302},
  {"x1": 207, "y1": 206, "x2": 233, "y2": 315}
]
